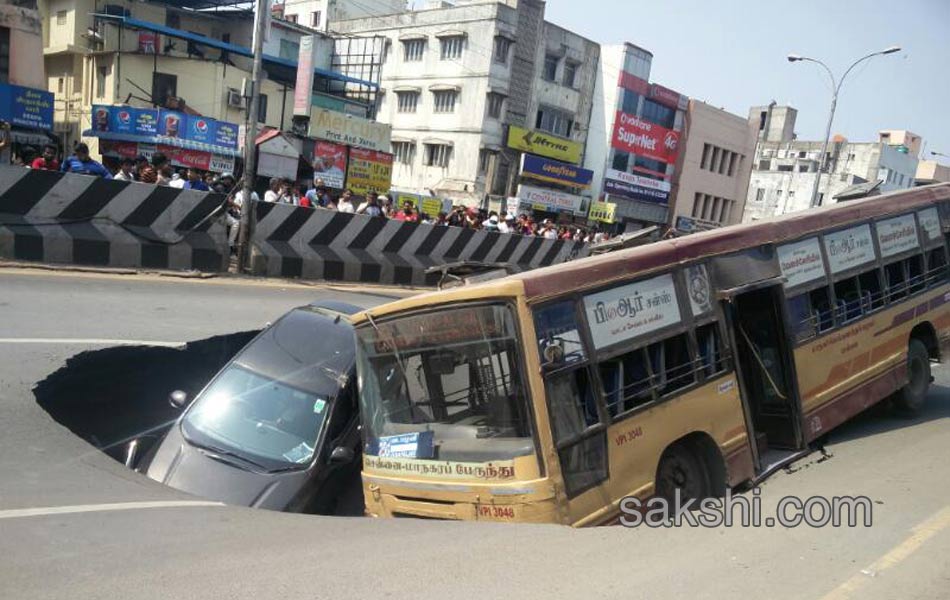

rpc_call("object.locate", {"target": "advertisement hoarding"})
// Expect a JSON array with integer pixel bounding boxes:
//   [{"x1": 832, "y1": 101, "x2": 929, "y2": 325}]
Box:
[
  {"x1": 99, "y1": 140, "x2": 234, "y2": 172},
  {"x1": 507, "y1": 125, "x2": 583, "y2": 165},
  {"x1": 311, "y1": 108, "x2": 392, "y2": 152},
  {"x1": 294, "y1": 35, "x2": 317, "y2": 118},
  {"x1": 517, "y1": 184, "x2": 586, "y2": 215},
  {"x1": 0, "y1": 83, "x2": 54, "y2": 131},
  {"x1": 90, "y1": 105, "x2": 238, "y2": 149},
  {"x1": 346, "y1": 147, "x2": 394, "y2": 195},
  {"x1": 187, "y1": 115, "x2": 217, "y2": 144},
  {"x1": 521, "y1": 154, "x2": 593, "y2": 188},
  {"x1": 603, "y1": 168, "x2": 671, "y2": 204},
  {"x1": 312, "y1": 141, "x2": 348, "y2": 189},
  {"x1": 611, "y1": 111, "x2": 681, "y2": 164},
  {"x1": 588, "y1": 200, "x2": 617, "y2": 224}
]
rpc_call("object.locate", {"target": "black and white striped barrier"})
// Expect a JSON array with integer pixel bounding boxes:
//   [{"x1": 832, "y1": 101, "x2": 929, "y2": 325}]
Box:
[
  {"x1": 249, "y1": 201, "x2": 588, "y2": 286},
  {"x1": 0, "y1": 166, "x2": 228, "y2": 272}
]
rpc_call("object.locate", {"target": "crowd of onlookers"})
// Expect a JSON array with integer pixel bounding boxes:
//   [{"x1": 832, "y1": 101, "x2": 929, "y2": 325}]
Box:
[{"x1": 4, "y1": 136, "x2": 611, "y2": 245}]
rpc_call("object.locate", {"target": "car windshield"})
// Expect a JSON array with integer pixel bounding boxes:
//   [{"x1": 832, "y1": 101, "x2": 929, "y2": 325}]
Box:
[
  {"x1": 182, "y1": 307, "x2": 356, "y2": 471},
  {"x1": 356, "y1": 303, "x2": 535, "y2": 463}
]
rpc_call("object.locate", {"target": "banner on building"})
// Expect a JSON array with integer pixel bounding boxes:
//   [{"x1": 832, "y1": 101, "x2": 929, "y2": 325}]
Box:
[
  {"x1": 588, "y1": 200, "x2": 617, "y2": 224},
  {"x1": 618, "y1": 71, "x2": 650, "y2": 96},
  {"x1": 507, "y1": 125, "x2": 582, "y2": 165},
  {"x1": 99, "y1": 140, "x2": 234, "y2": 172},
  {"x1": 90, "y1": 105, "x2": 239, "y2": 150},
  {"x1": 611, "y1": 111, "x2": 681, "y2": 164},
  {"x1": 517, "y1": 184, "x2": 586, "y2": 215},
  {"x1": 138, "y1": 32, "x2": 159, "y2": 54},
  {"x1": 520, "y1": 154, "x2": 593, "y2": 189},
  {"x1": 294, "y1": 35, "x2": 318, "y2": 117},
  {"x1": 312, "y1": 141, "x2": 348, "y2": 188},
  {"x1": 311, "y1": 108, "x2": 392, "y2": 152},
  {"x1": 603, "y1": 168, "x2": 671, "y2": 204},
  {"x1": 0, "y1": 83, "x2": 54, "y2": 131},
  {"x1": 346, "y1": 147, "x2": 393, "y2": 195}
]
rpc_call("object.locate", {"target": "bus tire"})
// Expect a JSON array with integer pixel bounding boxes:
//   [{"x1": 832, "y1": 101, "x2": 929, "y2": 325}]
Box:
[
  {"x1": 893, "y1": 339, "x2": 931, "y2": 416},
  {"x1": 655, "y1": 444, "x2": 711, "y2": 503}
]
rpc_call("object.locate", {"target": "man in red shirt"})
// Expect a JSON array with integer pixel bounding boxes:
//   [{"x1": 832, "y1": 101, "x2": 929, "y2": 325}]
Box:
[
  {"x1": 31, "y1": 145, "x2": 60, "y2": 171},
  {"x1": 394, "y1": 200, "x2": 419, "y2": 223}
]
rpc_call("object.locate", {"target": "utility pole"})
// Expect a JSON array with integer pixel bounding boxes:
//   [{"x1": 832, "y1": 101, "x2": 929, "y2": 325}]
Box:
[{"x1": 236, "y1": 0, "x2": 268, "y2": 273}]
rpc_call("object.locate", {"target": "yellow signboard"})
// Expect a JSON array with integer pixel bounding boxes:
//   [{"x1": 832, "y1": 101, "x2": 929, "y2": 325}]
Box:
[
  {"x1": 394, "y1": 193, "x2": 450, "y2": 218},
  {"x1": 507, "y1": 125, "x2": 583, "y2": 165},
  {"x1": 588, "y1": 200, "x2": 617, "y2": 224},
  {"x1": 346, "y1": 147, "x2": 393, "y2": 195}
]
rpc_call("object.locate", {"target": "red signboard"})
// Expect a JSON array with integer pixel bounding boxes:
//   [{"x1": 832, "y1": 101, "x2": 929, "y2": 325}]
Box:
[
  {"x1": 138, "y1": 32, "x2": 159, "y2": 54},
  {"x1": 649, "y1": 83, "x2": 683, "y2": 109},
  {"x1": 611, "y1": 111, "x2": 681, "y2": 164},
  {"x1": 618, "y1": 71, "x2": 650, "y2": 96}
]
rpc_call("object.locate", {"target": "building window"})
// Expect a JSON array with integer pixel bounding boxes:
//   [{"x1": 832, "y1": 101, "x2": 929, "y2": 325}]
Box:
[
  {"x1": 542, "y1": 54, "x2": 559, "y2": 82},
  {"x1": 728, "y1": 152, "x2": 738, "y2": 176},
  {"x1": 433, "y1": 90, "x2": 458, "y2": 113},
  {"x1": 0, "y1": 27, "x2": 9, "y2": 84},
  {"x1": 642, "y1": 99, "x2": 675, "y2": 128},
  {"x1": 56, "y1": 10, "x2": 68, "y2": 25},
  {"x1": 621, "y1": 91, "x2": 641, "y2": 115},
  {"x1": 424, "y1": 143, "x2": 452, "y2": 168},
  {"x1": 612, "y1": 151, "x2": 629, "y2": 172},
  {"x1": 311, "y1": 11, "x2": 322, "y2": 28},
  {"x1": 798, "y1": 164, "x2": 811, "y2": 173},
  {"x1": 718, "y1": 150, "x2": 729, "y2": 175},
  {"x1": 755, "y1": 188, "x2": 765, "y2": 202},
  {"x1": 777, "y1": 164, "x2": 794, "y2": 172},
  {"x1": 692, "y1": 192, "x2": 702, "y2": 217},
  {"x1": 440, "y1": 36, "x2": 464, "y2": 60},
  {"x1": 478, "y1": 149, "x2": 496, "y2": 175},
  {"x1": 536, "y1": 106, "x2": 573, "y2": 138},
  {"x1": 396, "y1": 91, "x2": 419, "y2": 113},
  {"x1": 96, "y1": 65, "x2": 109, "y2": 98},
  {"x1": 403, "y1": 39, "x2": 425, "y2": 62},
  {"x1": 486, "y1": 92, "x2": 505, "y2": 119},
  {"x1": 563, "y1": 61, "x2": 578, "y2": 88},
  {"x1": 258, "y1": 93, "x2": 268, "y2": 123},
  {"x1": 634, "y1": 155, "x2": 667, "y2": 175},
  {"x1": 493, "y1": 36, "x2": 512, "y2": 65},
  {"x1": 279, "y1": 39, "x2": 300, "y2": 61},
  {"x1": 285, "y1": 14, "x2": 298, "y2": 24},
  {"x1": 57, "y1": 77, "x2": 65, "y2": 93},
  {"x1": 700, "y1": 143, "x2": 711, "y2": 170},
  {"x1": 392, "y1": 141, "x2": 415, "y2": 165}
]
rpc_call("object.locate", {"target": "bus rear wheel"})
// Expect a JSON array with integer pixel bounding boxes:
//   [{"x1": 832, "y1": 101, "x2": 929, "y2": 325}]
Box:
[
  {"x1": 655, "y1": 445, "x2": 711, "y2": 503},
  {"x1": 893, "y1": 339, "x2": 931, "y2": 416}
]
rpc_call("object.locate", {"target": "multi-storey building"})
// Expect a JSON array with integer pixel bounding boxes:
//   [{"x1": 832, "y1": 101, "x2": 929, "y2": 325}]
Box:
[
  {"x1": 743, "y1": 105, "x2": 919, "y2": 222},
  {"x1": 280, "y1": 0, "x2": 407, "y2": 32},
  {"x1": 671, "y1": 99, "x2": 756, "y2": 232},
  {"x1": 333, "y1": 0, "x2": 599, "y2": 205}
]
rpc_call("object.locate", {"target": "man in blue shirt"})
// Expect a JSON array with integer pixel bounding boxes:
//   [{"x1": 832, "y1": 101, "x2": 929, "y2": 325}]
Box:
[
  {"x1": 183, "y1": 167, "x2": 210, "y2": 191},
  {"x1": 61, "y1": 143, "x2": 112, "y2": 178}
]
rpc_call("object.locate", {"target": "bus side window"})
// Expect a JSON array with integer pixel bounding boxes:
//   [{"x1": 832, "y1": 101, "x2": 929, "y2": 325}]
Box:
[
  {"x1": 907, "y1": 254, "x2": 926, "y2": 294},
  {"x1": 696, "y1": 323, "x2": 725, "y2": 377},
  {"x1": 534, "y1": 302, "x2": 586, "y2": 370},
  {"x1": 833, "y1": 276, "x2": 862, "y2": 324},
  {"x1": 885, "y1": 261, "x2": 907, "y2": 302},
  {"x1": 786, "y1": 293, "x2": 816, "y2": 342},
  {"x1": 926, "y1": 246, "x2": 948, "y2": 286},
  {"x1": 599, "y1": 348, "x2": 652, "y2": 417},
  {"x1": 546, "y1": 368, "x2": 599, "y2": 442},
  {"x1": 647, "y1": 333, "x2": 695, "y2": 396},
  {"x1": 858, "y1": 269, "x2": 884, "y2": 311},
  {"x1": 809, "y1": 287, "x2": 834, "y2": 333}
]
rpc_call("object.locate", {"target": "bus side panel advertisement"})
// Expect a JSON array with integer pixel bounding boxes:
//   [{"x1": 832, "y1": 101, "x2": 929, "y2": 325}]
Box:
[
  {"x1": 917, "y1": 207, "x2": 942, "y2": 246},
  {"x1": 312, "y1": 141, "x2": 348, "y2": 189},
  {"x1": 346, "y1": 147, "x2": 393, "y2": 195},
  {"x1": 876, "y1": 214, "x2": 920, "y2": 258},
  {"x1": 823, "y1": 224, "x2": 876, "y2": 274},
  {"x1": 583, "y1": 273, "x2": 682, "y2": 350},
  {"x1": 777, "y1": 237, "x2": 826, "y2": 289}
]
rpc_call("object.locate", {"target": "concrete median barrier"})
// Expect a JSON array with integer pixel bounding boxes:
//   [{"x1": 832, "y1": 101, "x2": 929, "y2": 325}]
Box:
[
  {"x1": 249, "y1": 200, "x2": 588, "y2": 286},
  {"x1": 0, "y1": 166, "x2": 228, "y2": 272}
]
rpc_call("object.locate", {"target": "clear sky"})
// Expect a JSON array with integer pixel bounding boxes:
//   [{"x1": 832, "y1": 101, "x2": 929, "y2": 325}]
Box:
[{"x1": 545, "y1": 0, "x2": 950, "y2": 161}]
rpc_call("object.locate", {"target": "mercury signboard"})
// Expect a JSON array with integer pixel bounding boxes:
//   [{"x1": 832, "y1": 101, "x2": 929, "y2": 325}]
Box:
[{"x1": 310, "y1": 108, "x2": 392, "y2": 152}]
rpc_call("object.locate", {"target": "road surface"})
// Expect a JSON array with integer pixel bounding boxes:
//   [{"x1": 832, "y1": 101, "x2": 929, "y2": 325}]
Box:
[{"x1": 0, "y1": 269, "x2": 947, "y2": 600}]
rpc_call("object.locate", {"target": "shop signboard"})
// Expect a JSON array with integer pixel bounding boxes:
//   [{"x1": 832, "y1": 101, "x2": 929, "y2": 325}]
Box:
[
  {"x1": 588, "y1": 200, "x2": 617, "y2": 224},
  {"x1": 521, "y1": 154, "x2": 593, "y2": 189},
  {"x1": 311, "y1": 108, "x2": 392, "y2": 152},
  {"x1": 517, "y1": 184, "x2": 586, "y2": 215},
  {"x1": 159, "y1": 110, "x2": 186, "y2": 138},
  {"x1": 611, "y1": 111, "x2": 681, "y2": 164},
  {"x1": 312, "y1": 141, "x2": 348, "y2": 189},
  {"x1": 90, "y1": 105, "x2": 238, "y2": 150},
  {"x1": 214, "y1": 122, "x2": 238, "y2": 149},
  {"x1": 603, "y1": 169, "x2": 671, "y2": 204},
  {"x1": 187, "y1": 115, "x2": 217, "y2": 144},
  {"x1": 0, "y1": 83, "x2": 53, "y2": 131},
  {"x1": 506, "y1": 125, "x2": 583, "y2": 165},
  {"x1": 346, "y1": 147, "x2": 394, "y2": 195}
]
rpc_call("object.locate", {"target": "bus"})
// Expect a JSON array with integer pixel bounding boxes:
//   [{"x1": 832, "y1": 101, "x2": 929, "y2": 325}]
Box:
[{"x1": 351, "y1": 184, "x2": 950, "y2": 526}]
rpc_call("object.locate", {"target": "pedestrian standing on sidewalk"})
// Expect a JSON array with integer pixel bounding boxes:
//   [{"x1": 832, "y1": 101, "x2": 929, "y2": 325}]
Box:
[
  {"x1": 61, "y1": 143, "x2": 112, "y2": 178},
  {"x1": 113, "y1": 157, "x2": 136, "y2": 181},
  {"x1": 31, "y1": 145, "x2": 60, "y2": 171}
]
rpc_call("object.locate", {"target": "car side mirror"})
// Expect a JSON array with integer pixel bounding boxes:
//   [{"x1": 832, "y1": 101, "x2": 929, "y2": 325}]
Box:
[
  {"x1": 329, "y1": 446, "x2": 355, "y2": 465},
  {"x1": 169, "y1": 390, "x2": 188, "y2": 409}
]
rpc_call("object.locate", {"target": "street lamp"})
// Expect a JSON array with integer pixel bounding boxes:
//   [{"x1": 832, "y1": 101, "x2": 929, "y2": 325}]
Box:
[
  {"x1": 931, "y1": 151, "x2": 949, "y2": 159},
  {"x1": 787, "y1": 46, "x2": 902, "y2": 207}
]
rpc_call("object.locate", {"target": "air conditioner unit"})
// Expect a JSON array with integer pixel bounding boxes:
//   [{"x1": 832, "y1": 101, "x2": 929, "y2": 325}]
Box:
[{"x1": 227, "y1": 88, "x2": 243, "y2": 108}]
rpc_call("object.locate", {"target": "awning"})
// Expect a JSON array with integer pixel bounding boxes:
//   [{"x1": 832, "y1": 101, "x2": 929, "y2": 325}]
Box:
[
  {"x1": 423, "y1": 137, "x2": 454, "y2": 146},
  {"x1": 392, "y1": 85, "x2": 422, "y2": 93},
  {"x1": 9, "y1": 129, "x2": 54, "y2": 147},
  {"x1": 435, "y1": 30, "x2": 467, "y2": 38},
  {"x1": 428, "y1": 84, "x2": 461, "y2": 92},
  {"x1": 390, "y1": 136, "x2": 416, "y2": 144},
  {"x1": 94, "y1": 14, "x2": 379, "y2": 89},
  {"x1": 83, "y1": 129, "x2": 241, "y2": 157},
  {"x1": 398, "y1": 33, "x2": 427, "y2": 42},
  {"x1": 487, "y1": 85, "x2": 508, "y2": 95},
  {"x1": 480, "y1": 144, "x2": 502, "y2": 152}
]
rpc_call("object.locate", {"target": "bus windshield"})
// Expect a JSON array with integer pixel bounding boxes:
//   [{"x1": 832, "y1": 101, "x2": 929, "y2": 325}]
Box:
[{"x1": 356, "y1": 303, "x2": 536, "y2": 464}]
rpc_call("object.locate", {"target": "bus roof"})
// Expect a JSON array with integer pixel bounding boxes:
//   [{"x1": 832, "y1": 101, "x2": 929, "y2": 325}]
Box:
[{"x1": 512, "y1": 183, "x2": 950, "y2": 302}]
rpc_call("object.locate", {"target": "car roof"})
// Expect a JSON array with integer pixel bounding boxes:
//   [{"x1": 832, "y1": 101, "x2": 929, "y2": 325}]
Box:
[{"x1": 307, "y1": 299, "x2": 374, "y2": 316}]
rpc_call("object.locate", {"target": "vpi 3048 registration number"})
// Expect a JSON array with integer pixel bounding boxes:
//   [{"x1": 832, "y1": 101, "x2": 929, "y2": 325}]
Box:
[{"x1": 478, "y1": 505, "x2": 516, "y2": 519}]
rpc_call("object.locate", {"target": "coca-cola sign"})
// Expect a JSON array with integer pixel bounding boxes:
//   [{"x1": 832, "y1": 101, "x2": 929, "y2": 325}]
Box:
[{"x1": 611, "y1": 111, "x2": 681, "y2": 164}]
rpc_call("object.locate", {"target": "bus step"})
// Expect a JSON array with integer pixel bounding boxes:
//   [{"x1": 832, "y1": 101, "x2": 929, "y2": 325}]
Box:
[{"x1": 753, "y1": 448, "x2": 812, "y2": 485}]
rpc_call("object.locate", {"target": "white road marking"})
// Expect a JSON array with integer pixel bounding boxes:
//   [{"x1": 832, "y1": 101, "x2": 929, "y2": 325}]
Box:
[
  {"x1": 0, "y1": 338, "x2": 186, "y2": 348},
  {"x1": 0, "y1": 500, "x2": 225, "y2": 521}
]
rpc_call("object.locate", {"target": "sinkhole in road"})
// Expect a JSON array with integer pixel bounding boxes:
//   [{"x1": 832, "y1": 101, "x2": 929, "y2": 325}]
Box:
[{"x1": 34, "y1": 331, "x2": 260, "y2": 464}]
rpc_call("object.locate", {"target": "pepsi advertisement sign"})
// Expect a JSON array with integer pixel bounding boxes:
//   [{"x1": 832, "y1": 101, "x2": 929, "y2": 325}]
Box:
[
  {"x1": 134, "y1": 109, "x2": 159, "y2": 135},
  {"x1": 110, "y1": 107, "x2": 135, "y2": 134},
  {"x1": 187, "y1": 115, "x2": 217, "y2": 144}
]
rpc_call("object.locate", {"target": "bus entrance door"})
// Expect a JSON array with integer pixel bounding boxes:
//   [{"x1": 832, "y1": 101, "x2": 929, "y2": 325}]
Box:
[{"x1": 722, "y1": 282, "x2": 806, "y2": 473}]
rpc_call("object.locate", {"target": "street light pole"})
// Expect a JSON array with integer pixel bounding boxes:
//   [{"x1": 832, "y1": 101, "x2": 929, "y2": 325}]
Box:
[
  {"x1": 236, "y1": 0, "x2": 268, "y2": 273},
  {"x1": 787, "y1": 46, "x2": 901, "y2": 208}
]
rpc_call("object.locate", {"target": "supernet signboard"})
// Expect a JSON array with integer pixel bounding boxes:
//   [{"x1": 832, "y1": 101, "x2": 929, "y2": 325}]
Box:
[{"x1": 611, "y1": 111, "x2": 680, "y2": 164}]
